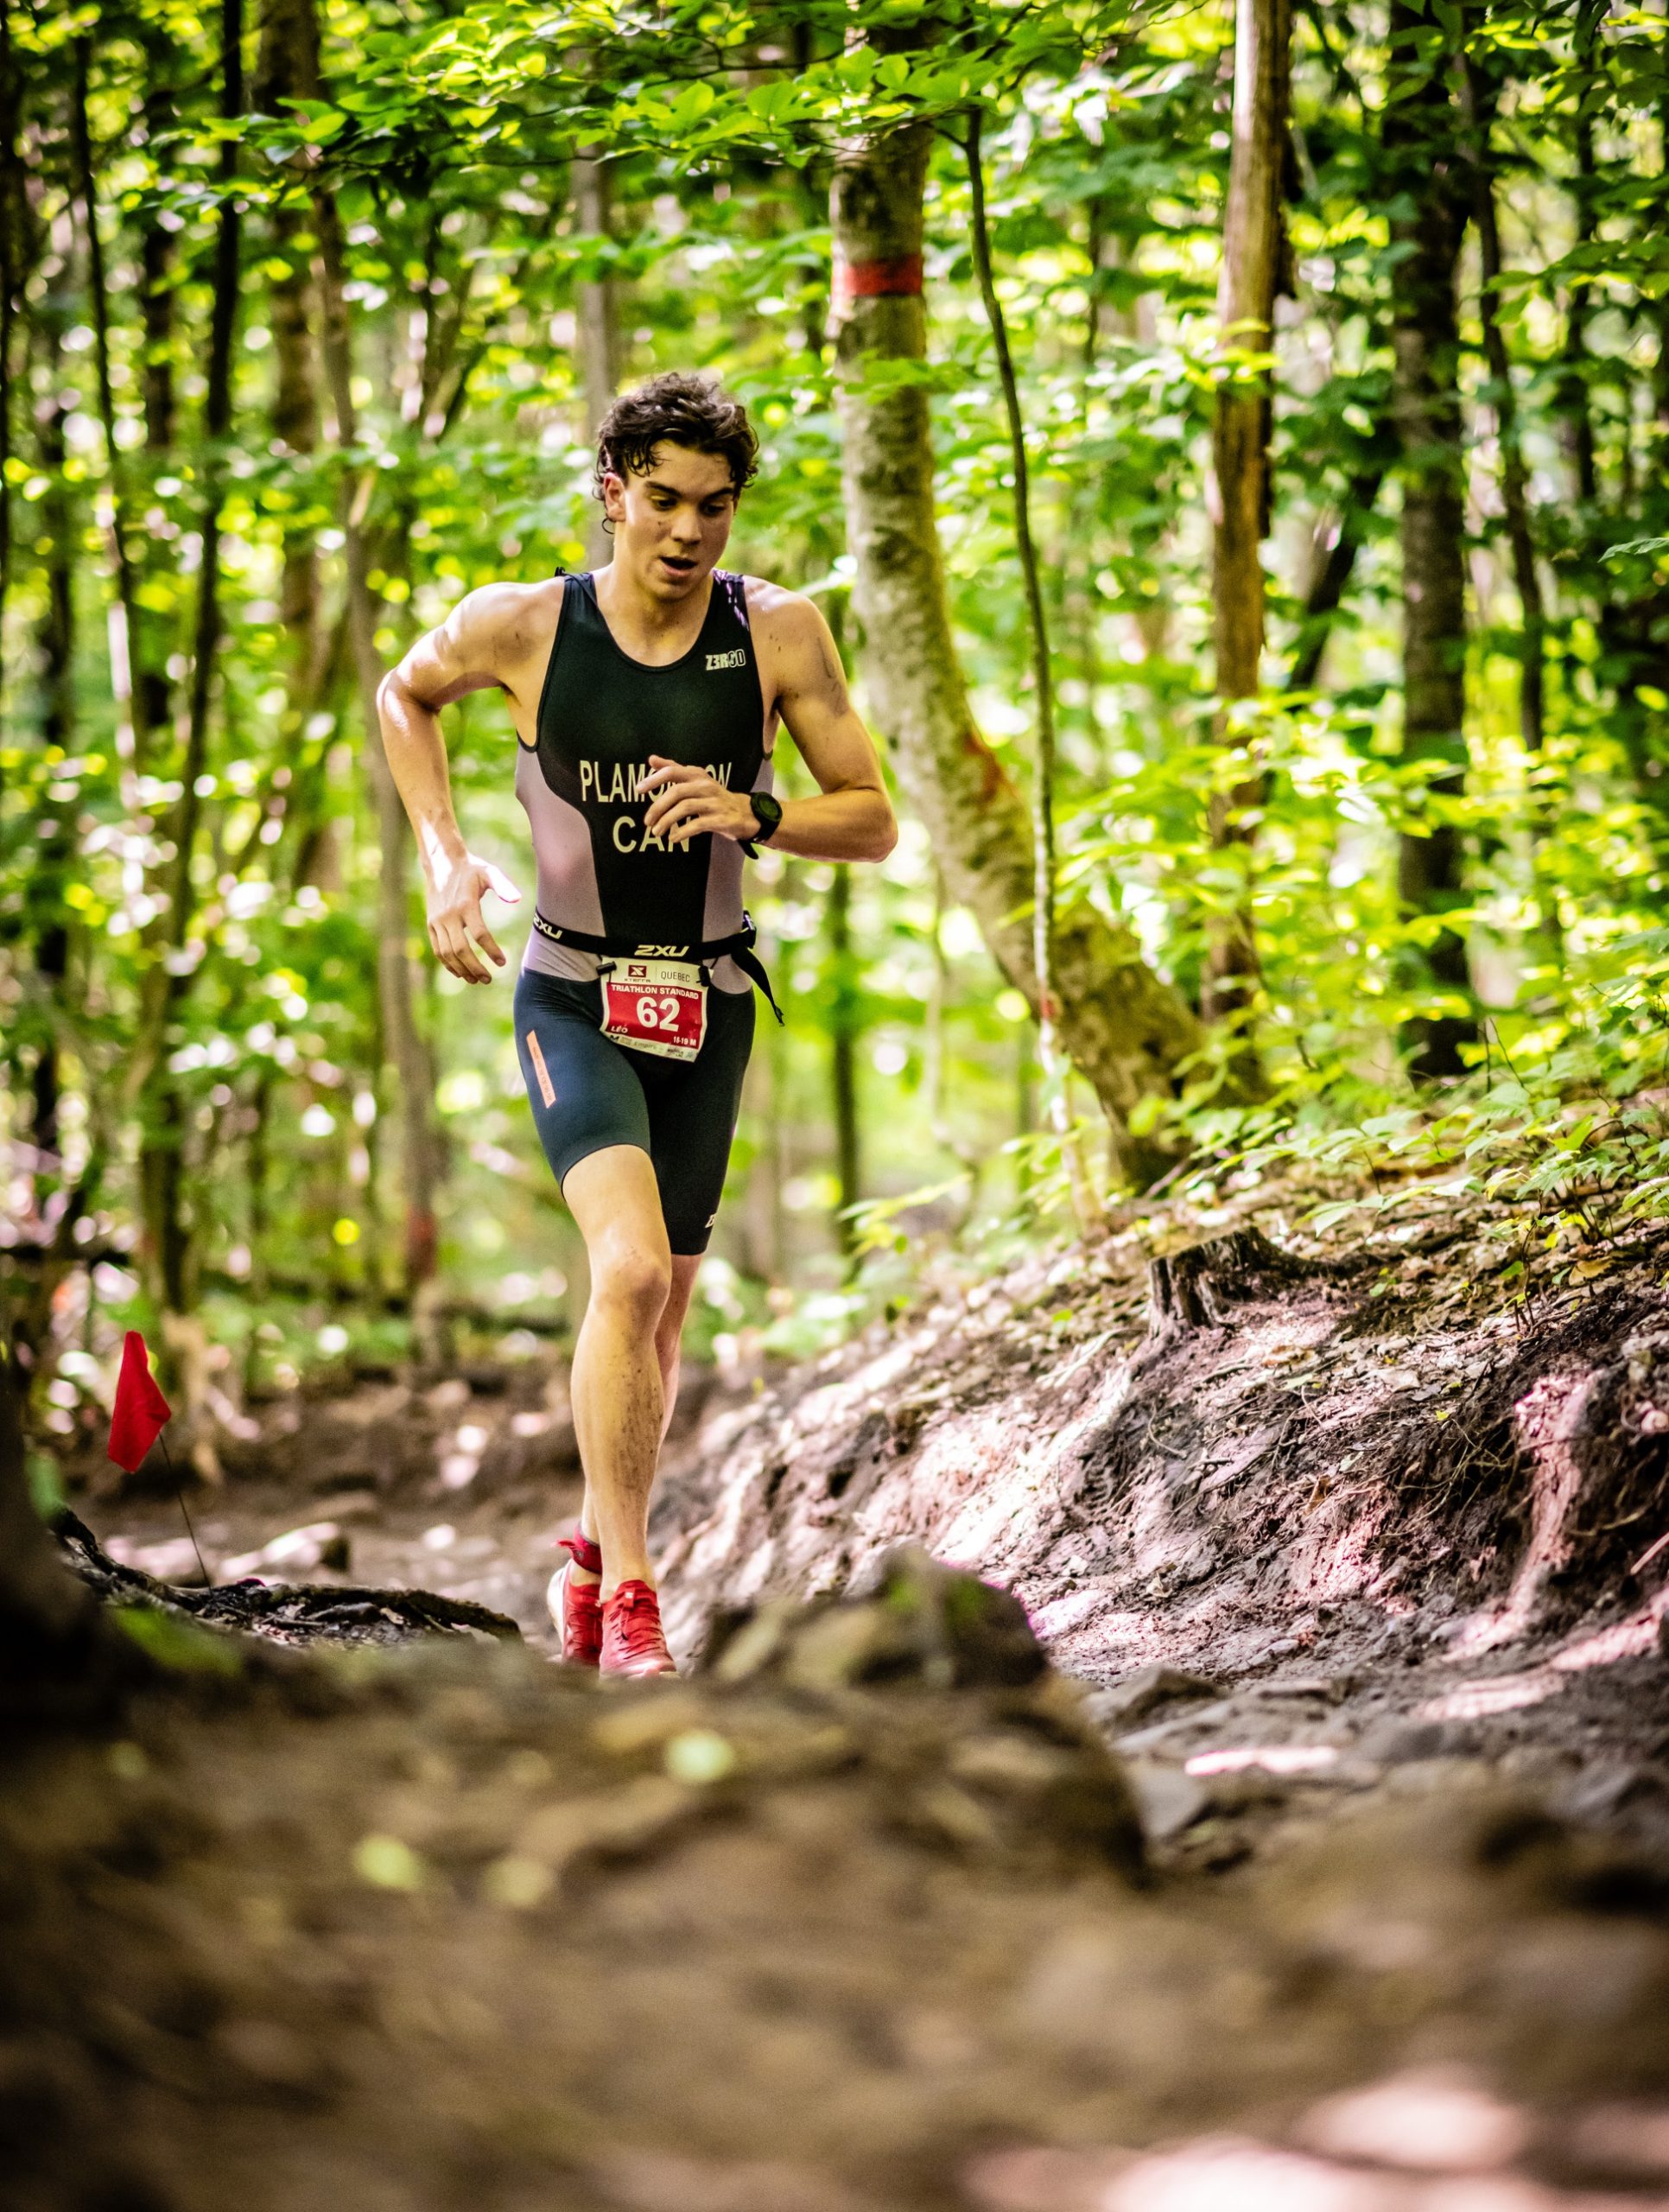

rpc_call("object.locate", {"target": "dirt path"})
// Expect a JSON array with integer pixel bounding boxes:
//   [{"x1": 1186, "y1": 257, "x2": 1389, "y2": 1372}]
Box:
[{"x1": 84, "y1": 1198, "x2": 1669, "y2": 1874}]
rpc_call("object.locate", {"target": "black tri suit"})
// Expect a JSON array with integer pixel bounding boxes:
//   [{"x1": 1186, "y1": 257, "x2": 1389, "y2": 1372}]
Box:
[{"x1": 512, "y1": 569, "x2": 775, "y2": 1255}]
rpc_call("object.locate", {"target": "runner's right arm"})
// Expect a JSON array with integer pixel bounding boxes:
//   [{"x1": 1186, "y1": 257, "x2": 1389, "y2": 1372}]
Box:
[{"x1": 378, "y1": 585, "x2": 534, "y2": 985}]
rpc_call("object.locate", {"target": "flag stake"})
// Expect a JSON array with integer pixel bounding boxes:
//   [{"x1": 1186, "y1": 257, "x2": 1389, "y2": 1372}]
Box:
[{"x1": 157, "y1": 1434, "x2": 210, "y2": 1588}]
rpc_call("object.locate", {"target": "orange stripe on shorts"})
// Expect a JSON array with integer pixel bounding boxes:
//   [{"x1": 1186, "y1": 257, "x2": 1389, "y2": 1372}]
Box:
[{"x1": 525, "y1": 1029, "x2": 555, "y2": 1108}]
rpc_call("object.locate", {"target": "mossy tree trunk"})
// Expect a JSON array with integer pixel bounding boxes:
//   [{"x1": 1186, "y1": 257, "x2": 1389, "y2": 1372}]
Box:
[
  {"x1": 1205, "y1": 0, "x2": 1291, "y2": 1029},
  {"x1": 1385, "y1": 0, "x2": 1477, "y2": 1079},
  {"x1": 828, "y1": 124, "x2": 1216, "y2": 1184}
]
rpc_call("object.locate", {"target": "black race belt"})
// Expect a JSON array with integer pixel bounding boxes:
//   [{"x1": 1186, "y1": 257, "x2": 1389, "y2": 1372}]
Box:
[{"x1": 530, "y1": 909, "x2": 784, "y2": 1024}]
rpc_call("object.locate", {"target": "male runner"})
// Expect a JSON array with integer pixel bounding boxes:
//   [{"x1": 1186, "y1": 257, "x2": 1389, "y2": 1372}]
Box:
[{"x1": 377, "y1": 372, "x2": 896, "y2": 1678}]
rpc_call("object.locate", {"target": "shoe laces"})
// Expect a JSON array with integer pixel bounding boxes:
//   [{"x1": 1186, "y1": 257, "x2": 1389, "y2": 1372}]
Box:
[{"x1": 606, "y1": 1580, "x2": 669, "y2": 1660}]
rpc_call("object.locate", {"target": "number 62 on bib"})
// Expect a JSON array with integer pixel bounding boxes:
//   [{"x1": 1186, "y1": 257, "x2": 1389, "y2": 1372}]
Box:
[{"x1": 600, "y1": 957, "x2": 708, "y2": 1063}]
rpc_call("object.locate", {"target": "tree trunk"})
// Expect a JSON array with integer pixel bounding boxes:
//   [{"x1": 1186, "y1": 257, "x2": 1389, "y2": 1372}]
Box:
[
  {"x1": 310, "y1": 162, "x2": 442, "y2": 1305},
  {"x1": 0, "y1": 0, "x2": 27, "y2": 645},
  {"x1": 256, "y1": 0, "x2": 325, "y2": 715},
  {"x1": 135, "y1": 55, "x2": 178, "y2": 749},
  {"x1": 825, "y1": 863, "x2": 862, "y2": 1268},
  {"x1": 1204, "y1": 0, "x2": 1291, "y2": 1024},
  {"x1": 1657, "y1": 73, "x2": 1669, "y2": 448},
  {"x1": 828, "y1": 124, "x2": 1217, "y2": 1183},
  {"x1": 1385, "y1": 0, "x2": 1475, "y2": 1081},
  {"x1": 130, "y1": 0, "x2": 242, "y2": 1461},
  {"x1": 1459, "y1": 51, "x2": 1545, "y2": 757},
  {"x1": 173, "y1": 0, "x2": 239, "y2": 875},
  {"x1": 573, "y1": 154, "x2": 621, "y2": 569},
  {"x1": 574, "y1": 155, "x2": 620, "y2": 433},
  {"x1": 1288, "y1": 467, "x2": 1384, "y2": 692},
  {"x1": 30, "y1": 287, "x2": 73, "y2": 1231},
  {"x1": 72, "y1": 41, "x2": 149, "y2": 772},
  {"x1": 1083, "y1": 191, "x2": 1108, "y2": 370},
  {"x1": 1560, "y1": 0, "x2": 1602, "y2": 502}
]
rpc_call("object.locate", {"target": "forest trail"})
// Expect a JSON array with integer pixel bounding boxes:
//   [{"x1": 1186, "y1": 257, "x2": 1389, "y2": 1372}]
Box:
[
  {"x1": 16, "y1": 1185, "x2": 1669, "y2": 2211},
  {"x1": 86, "y1": 1179, "x2": 1669, "y2": 1847}
]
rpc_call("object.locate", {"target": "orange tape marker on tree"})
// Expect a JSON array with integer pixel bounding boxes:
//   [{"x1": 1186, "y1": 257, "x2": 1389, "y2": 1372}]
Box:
[{"x1": 833, "y1": 252, "x2": 924, "y2": 300}]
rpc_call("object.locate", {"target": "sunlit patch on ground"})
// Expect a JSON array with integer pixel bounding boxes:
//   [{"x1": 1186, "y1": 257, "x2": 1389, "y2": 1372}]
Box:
[
  {"x1": 1184, "y1": 1744, "x2": 1339, "y2": 1777},
  {"x1": 965, "y1": 2071, "x2": 1669, "y2": 2210},
  {"x1": 1552, "y1": 1615, "x2": 1662, "y2": 1673},
  {"x1": 1297, "y1": 2070, "x2": 1531, "y2": 2171},
  {"x1": 1415, "y1": 1673, "x2": 1564, "y2": 1724},
  {"x1": 1414, "y1": 1611, "x2": 1661, "y2": 1726}
]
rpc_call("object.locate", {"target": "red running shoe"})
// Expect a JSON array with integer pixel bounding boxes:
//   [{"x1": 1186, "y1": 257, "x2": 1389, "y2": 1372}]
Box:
[
  {"x1": 600, "y1": 1580, "x2": 676, "y2": 1679},
  {"x1": 546, "y1": 1532, "x2": 602, "y2": 1669}
]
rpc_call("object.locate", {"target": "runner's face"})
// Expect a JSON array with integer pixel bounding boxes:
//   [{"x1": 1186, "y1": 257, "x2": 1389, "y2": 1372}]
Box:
[{"x1": 604, "y1": 446, "x2": 738, "y2": 600}]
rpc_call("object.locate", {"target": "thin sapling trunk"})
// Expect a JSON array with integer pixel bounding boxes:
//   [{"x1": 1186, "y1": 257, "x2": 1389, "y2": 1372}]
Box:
[
  {"x1": 1205, "y1": 0, "x2": 1291, "y2": 1033},
  {"x1": 71, "y1": 41, "x2": 150, "y2": 772},
  {"x1": 965, "y1": 106, "x2": 1095, "y2": 1226}
]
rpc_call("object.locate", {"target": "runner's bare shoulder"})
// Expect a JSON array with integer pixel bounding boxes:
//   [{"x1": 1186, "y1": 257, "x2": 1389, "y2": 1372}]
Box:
[
  {"x1": 738, "y1": 575, "x2": 828, "y2": 669},
  {"x1": 433, "y1": 577, "x2": 563, "y2": 693},
  {"x1": 739, "y1": 573, "x2": 814, "y2": 628},
  {"x1": 739, "y1": 577, "x2": 848, "y2": 715}
]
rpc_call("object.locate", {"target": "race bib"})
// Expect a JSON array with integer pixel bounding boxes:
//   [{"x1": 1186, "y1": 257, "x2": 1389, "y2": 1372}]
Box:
[{"x1": 600, "y1": 957, "x2": 708, "y2": 1063}]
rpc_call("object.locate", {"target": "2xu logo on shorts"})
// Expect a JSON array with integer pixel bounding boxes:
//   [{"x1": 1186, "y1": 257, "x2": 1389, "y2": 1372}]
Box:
[{"x1": 706, "y1": 648, "x2": 746, "y2": 671}]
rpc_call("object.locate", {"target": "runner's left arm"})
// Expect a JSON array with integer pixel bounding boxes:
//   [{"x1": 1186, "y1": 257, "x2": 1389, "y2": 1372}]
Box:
[{"x1": 641, "y1": 589, "x2": 897, "y2": 862}]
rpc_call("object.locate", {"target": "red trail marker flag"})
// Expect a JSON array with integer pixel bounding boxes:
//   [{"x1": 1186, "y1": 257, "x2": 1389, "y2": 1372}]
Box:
[{"x1": 108, "y1": 1330, "x2": 173, "y2": 1474}]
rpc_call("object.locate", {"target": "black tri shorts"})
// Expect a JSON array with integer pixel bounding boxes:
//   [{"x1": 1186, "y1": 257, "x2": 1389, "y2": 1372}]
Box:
[{"x1": 513, "y1": 966, "x2": 755, "y2": 1256}]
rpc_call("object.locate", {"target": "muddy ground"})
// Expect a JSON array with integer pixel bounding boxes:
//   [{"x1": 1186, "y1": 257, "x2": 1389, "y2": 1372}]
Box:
[{"x1": 10, "y1": 1185, "x2": 1669, "y2": 2209}]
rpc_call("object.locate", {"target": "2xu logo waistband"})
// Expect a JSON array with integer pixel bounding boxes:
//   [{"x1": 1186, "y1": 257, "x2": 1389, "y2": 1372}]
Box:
[{"x1": 530, "y1": 912, "x2": 695, "y2": 958}]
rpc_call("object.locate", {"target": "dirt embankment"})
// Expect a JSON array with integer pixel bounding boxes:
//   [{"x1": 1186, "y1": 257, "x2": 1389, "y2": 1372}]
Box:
[{"x1": 656, "y1": 1208, "x2": 1669, "y2": 1769}]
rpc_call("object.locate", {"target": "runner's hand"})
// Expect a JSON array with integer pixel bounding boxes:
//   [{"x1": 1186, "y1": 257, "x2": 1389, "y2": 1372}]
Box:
[
  {"x1": 641, "y1": 755, "x2": 761, "y2": 847},
  {"x1": 427, "y1": 854, "x2": 521, "y2": 984}
]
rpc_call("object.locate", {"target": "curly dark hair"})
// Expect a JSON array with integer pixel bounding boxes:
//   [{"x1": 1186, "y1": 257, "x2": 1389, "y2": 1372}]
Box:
[{"x1": 593, "y1": 372, "x2": 759, "y2": 502}]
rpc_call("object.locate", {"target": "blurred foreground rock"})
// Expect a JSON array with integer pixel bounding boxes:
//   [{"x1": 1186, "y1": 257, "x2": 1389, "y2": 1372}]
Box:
[
  {"x1": 8, "y1": 1535, "x2": 1669, "y2": 2212},
  {"x1": 24, "y1": 1233, "x2": 1669, "y2": 2212}
]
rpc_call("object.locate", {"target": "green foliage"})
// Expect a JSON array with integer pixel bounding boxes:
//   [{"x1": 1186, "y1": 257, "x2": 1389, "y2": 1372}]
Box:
[
  {"x1": 27, "y1": 1450, "x2": 67, "y2": 1518},
  {"x1": 111, "y1": 1603, "x2": 246, "y2": 1676},
  {"x1": 4, "y1": 0, "x2": 1669, "y2": 1417}
]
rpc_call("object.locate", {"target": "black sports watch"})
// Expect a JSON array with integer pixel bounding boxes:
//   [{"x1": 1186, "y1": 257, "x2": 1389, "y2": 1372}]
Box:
[{"x1": 743, "y1": 792, "x2": 784, "y2": 856}]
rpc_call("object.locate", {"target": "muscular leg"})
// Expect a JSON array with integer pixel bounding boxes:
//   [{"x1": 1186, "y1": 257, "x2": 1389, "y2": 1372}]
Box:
[
  {"x1": 656, "y1": 1254, "x2": 702, "y2": 1433},
  {"x1": 562, "y1": 1145, "x2": 673, "y2": 1599},
  {"x1": 571, "y1": 1249, "x2": 701, "y2": 1591}
]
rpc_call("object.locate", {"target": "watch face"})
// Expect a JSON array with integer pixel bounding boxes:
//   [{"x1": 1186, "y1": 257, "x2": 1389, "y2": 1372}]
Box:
[{"x1": 753, "y1": 794, "x2": 784, "y2": 836}]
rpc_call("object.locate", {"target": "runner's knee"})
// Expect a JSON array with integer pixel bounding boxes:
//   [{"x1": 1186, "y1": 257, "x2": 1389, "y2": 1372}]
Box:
[{"x1": 591, "y1": 1241, "x2": 672, "y2": 1325}]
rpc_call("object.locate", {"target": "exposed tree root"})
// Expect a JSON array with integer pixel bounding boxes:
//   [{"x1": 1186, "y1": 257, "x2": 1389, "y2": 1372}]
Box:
[{"x1": 53, "y1": 1509, "x2": 522, "y2": 1648}]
